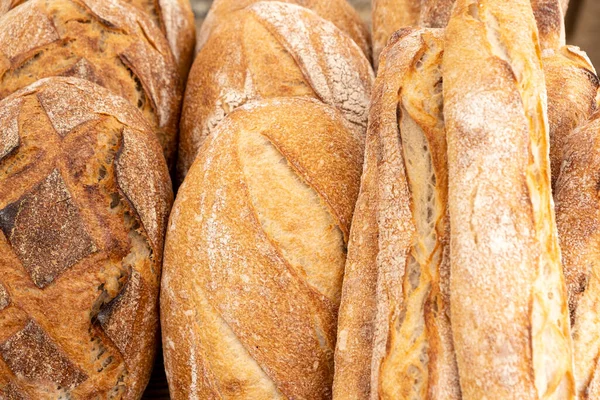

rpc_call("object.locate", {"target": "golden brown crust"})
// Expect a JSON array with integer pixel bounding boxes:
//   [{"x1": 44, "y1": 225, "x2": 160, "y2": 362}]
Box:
[
  {"x1": 0, "y1": 0, "x2": 182, "y2": 167},
  {"x1": 198, "y1": 0, "x2": 371, "y2": 61},
  {"x1": 0, "y1": 77, "x2": 172, "y2": 399},
  {"x1": 544, "y1": 46, "x2": 599, "y2": 187},
  {"x1": 161, "y1": 97, "x2": 363, "y2": 399},
  {"x1": 531, "y1": 0, "x2": 566, "y2": 49},
  {"x1": 443, "y1": 0, "x2": 574, "y2": 398},
  {"x1": 178, "y1": 1, "x2": 373, "y2": 181},
  {"x1": 555, "y1": 113, "x2": 600, "y2": 399}
]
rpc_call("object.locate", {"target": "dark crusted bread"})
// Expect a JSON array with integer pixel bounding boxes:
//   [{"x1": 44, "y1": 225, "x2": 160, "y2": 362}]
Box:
[
  {"x1": 177, "y1": 1, "x2": 373, "y2": 181},
  {"x1": 0, "y1": 0, "x2": 196, "y2": 79},
  {"x1": 161, "y1": 97, "x2": 363, "y2": 399},
  {"x1": 0, "y1": 0, "x2": 182, "y2": 167},
  {"x1": 0, "y1": 77, "x2": 173, "y2": 399}
]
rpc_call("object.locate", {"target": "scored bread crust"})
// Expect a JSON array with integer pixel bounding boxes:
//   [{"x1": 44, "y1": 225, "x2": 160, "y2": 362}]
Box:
[
  {"x1": 443, "y1": 0, "x2": 574, "y2": 398},
  {"x1": 0, "y1": 0, "x2": 196, "y2": 80},
  {"x1": 197, "y1": 0, "x2": 371, "y2": 61},
  {"x1": 544, "y1": 46, "x2": 600, "y2": 187},
  {"x1": 161, "y1": 97, "x2": 363, "y2": 399},
  {"x1": 334, "y1": 27, "x2": 461, "y2": 400},
  {"x1": 0, "y1": 77, "x2": 172, "y2": 399},
  {"x1": 554, "y1": 113, "x2": 600, "y2": 399},
  {"x1": 0, "y1": 0, "x2": 182, "y2": 167},
  {"x1": 177, "y1": 1, "x2": 373, "y2": 181}
]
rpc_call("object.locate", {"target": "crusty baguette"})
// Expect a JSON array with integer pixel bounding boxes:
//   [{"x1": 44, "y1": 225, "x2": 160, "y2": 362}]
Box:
[
  {"x1": 162, "y1": 97, "x2": 364, "y2": 399},
  {"x1": 177, "y1": 1, "x2": 373, "y2": 181},
  {"x1": 531, "y1": 0, "x2": 566, "y2": 49},
  {"x1": 0, "y1": 0, "x2": 182, "y2": 167},
  {"x1": 443, "y1": 0, "x2": 575, "y2": 398},
  {"x1": 555, "y1": 112, "x2": 600, "y2": 399},
  {"x1": 198, "y1": 0, "x2": 371, "y2": 61},
  {"x1": 0, "y1": 0, "x2": 196, "y2": 79},
  {"x1": 0, "y1": 77, "x2": 172, "y2": 399},
  {"x1": 334, "y1": 27, "x2": 461, "y2": 400},
  {"x1": 544, "y1": 46, "x2": 599, "y2": 187}
]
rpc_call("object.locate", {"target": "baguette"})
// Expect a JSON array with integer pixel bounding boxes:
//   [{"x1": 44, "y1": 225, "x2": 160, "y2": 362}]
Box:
[
  {"x1": 198, "y1": 0, "x2": 371, "y2": 61},
  {"x1": 555, "y1": 112, "x2": 600, "y2": 399},
  {"x1": 0, "y1": 0, "x2": 196, "y2": 78},
  {"x1": 161, "y1": 97, "x2": 363, "y2": 399},
  {"x1": 443, "y1": 0, "x2": 574, "y2": 398},
  {"x1": 0, "y1": 77, "x2": 172, "y2": 399},
  {"x1": 334, "y1": 26, "x2": 461, "y2": 400},
  {"x1": 544, "y1": 46, "x2": 599, "y2": 187},
  {"x1": 177, "y1": 1, "x2": 373, "y2": 181},
  {"x1": 0, "y1": 0, "x2": 182, "y2": 167}
]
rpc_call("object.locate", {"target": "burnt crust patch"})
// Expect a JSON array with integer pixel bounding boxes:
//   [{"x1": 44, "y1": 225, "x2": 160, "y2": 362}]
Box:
[
  {"x1": 0, "y1": 319, "x2": 87, "y2": 388},
  {"x1": 0, "y1": 169, "x2": 96, "y2": 288}
]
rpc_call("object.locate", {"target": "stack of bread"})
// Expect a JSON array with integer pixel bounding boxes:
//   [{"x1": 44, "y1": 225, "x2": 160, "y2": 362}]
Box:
[{"x1": 2, "y1": 0, "x2": 600, "y2": 398}]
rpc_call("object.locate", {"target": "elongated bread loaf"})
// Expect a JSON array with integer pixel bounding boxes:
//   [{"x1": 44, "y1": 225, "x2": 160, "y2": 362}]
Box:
[
  {"x1": 198, "y1": 0, "x2": 371, "y2": 60},
  {"x1": 0, "y1": 0, "x2": 182, "y2": 166},
  {"x1": 443, "y1": 1, "x2": 574, "y2": 398},
  {"x1": 162, "y1": 97, "x2": 363, "y2": 399},
  {"x1": 0, "y1": 0, "x2": 195, "y2": 78},
  {"x1": 555, "y1": 112, "x2": 600, "y2": 399},
  {"x1": 0, "y1": 77, "x2": 172, "y2": 399},
  {"x1": 177, "y1": 1, "x2": 373, "y2": 181},
  {"x1": 334, "y1": 27, "x2": 460, "y2": 400},
  {"x1": 544, "y1": 46, "x2": 599, "y2": 186}
]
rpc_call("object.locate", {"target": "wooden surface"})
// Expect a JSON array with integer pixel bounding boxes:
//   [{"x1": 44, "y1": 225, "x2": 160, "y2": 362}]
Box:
[{"x1": 144, "y1": 0, "x2": 598, "y2": 398}]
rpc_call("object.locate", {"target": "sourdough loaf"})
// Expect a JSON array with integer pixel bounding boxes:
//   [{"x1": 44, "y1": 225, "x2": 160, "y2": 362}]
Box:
[
  {"x1": 161, "y1": 97, "x2": 363, "y2": 399},
  {"x1": 0, "y1": 0, "x2": 196, "y2": 79},
  {"x1": 177, "y1": 1, "x2": 373, "y2": 180},
  {"x1": 197, "y1": 0, "x2": 371, "y2": 60},
  {"x1": 333, "y1": 27, "x2": 460, "y2": 400},
  {"x1": 555, "y1": 112, "x2": 600, "y2": 399},
  {"x1": 0, "y1": 77, "x2": 172, "y2": 399},
  {"x1": 544, "y1": 46, "x2": 599, "y2": 186},
  {"x1": 443, "y1": 0, "x2": 574, "y2": 398},
  {"x1": 0, "y1": 0, "x2": 182, "y2": 166}
]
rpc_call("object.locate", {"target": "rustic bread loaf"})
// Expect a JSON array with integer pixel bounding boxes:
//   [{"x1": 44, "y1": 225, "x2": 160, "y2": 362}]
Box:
[
  {"x1": 544, "y1": 46, "x2": 599, "y2": 186},
  {"x1": 197, "y1": 0, "x2": 371, "y2": 60},
  {"x1": 443, "y1": 0, "x2": 574, "y2": 398},
  {"x1": 554, "y1": 112, "x2": 600, "y2": 399},
  {"x1": 333, "y1": 27, "x2": 460, "y2": 400},
  {"x1": 177, "y1": 1, "x2": 373, "y2": 181},
  {"x1": 0, "y1": 77, "x2": 172, "y2": 399},
  {"x1": 0, "y1": 0, "x2": 182, "y2": 167},
  {"x1": 161, "y1": 97, "x2": 363, "y2": 399},
  {"x1": 0, "y1": 0, "x2": 196, "y2": 79}
]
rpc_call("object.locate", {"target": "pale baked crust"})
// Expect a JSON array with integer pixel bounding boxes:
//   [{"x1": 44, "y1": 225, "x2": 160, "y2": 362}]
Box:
[
  {"x1": 0, "y1": 0, "x2": 182, "y2": 167},
  {"x1": 177, "y1": 1, "x2": 373, "y2": 181},
  {"x1": 443, "y1": 0, "x2": 574, "y2": 398},
  {"x1": 0, "y1": 77, "x2": 172, "y2": 399},
  {"x1": 197, "y1": 0, "x2": 371, "y2": 60},
  {"x1": 161, "y1": 97, "x2": 363, "y2": 399}
]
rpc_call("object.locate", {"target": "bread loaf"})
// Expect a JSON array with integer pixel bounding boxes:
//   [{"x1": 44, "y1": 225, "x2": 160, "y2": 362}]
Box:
[
  {"x1": 554, "y1": 112, "x2": 600, "y2": 399},
  {"x1": 0, "y1": 0, "x2": 196, "y2": 79},
  {"x1": 0, "y1": 77, "x2": 172, "y2": 399},
  {"x1": 177, "y1": 1, "x2": 373, "y2": 180},
  {"x1": 161, "y1": 97, "x2": 363, "y2": 399},
  {"x1": 0, "y1": 0, "x2": 182, "y2": 166},
  {"x1": 197, "y1": 0, "x2": 371, "y2": 60},
  {"x1": 333, "y1": 27, "x2": 461, "y2": 400},
  {"x1": 531, "y1": 0, "x2": 566, "y2": 49},
  {"x1": 443, "y1": 0, "x2": 574, "y2": 398},
  {"x1": 544, "y1": 46, "x2": 599, "y2": 186}
]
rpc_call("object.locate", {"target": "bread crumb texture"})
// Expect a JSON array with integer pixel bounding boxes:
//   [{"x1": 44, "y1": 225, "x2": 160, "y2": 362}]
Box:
[{"x1": 0, "y1": 77, "x2": 172, "y2": 399}]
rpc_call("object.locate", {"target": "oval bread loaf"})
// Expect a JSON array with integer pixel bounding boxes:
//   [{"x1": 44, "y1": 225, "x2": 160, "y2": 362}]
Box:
[
  {"x1": 0, "y1": 0, "x2": 196, "y2": 79},
  {"x1": 178, "y1": 1, "x2": 373, "y2": 180},
  {"x1": 0, "y1": 0, "x2": 182, "y2": 166},
  {"x1": 197, "y1": 0, "x2": 371, "y2": 60},
  {"x1": 0, "y1": 77, "x2": 172, "y2": 399},
  {"x1": 161, "y1": 97, "x2": 364, "y2": 399}
]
